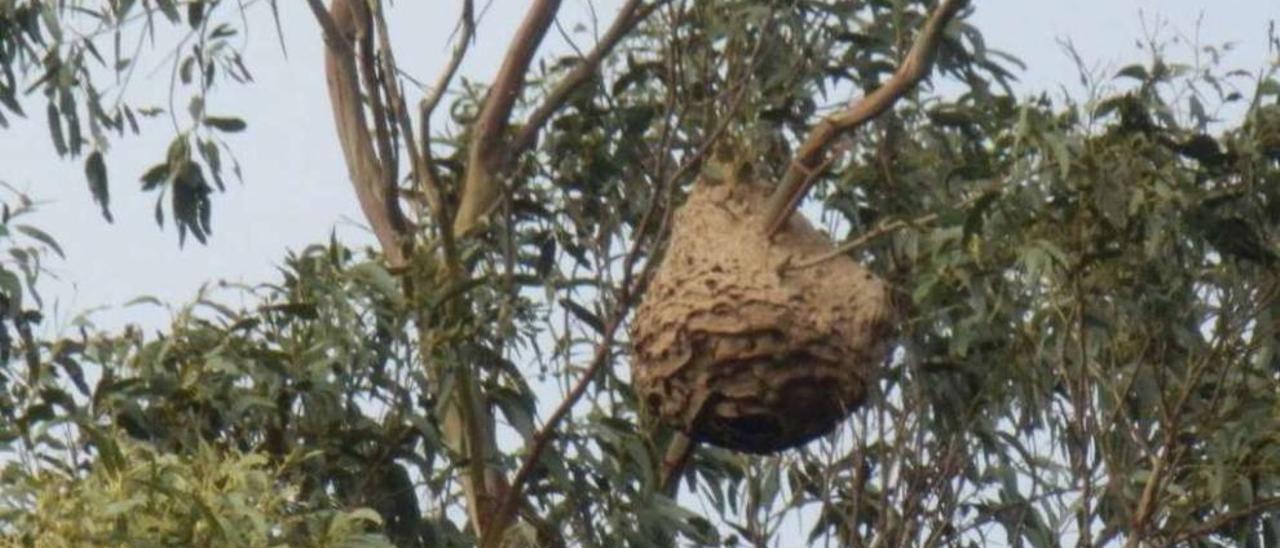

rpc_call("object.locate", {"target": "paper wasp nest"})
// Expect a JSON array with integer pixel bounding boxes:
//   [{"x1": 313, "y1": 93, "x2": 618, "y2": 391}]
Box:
[{"x1": 630, "y1": 181, "x2": 894, "y2": 454}]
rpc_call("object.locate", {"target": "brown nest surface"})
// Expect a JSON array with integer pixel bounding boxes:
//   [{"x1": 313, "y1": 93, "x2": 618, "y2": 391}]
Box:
[{"x1": 631, "y1": 181, "x2": 895, "y2": 454}]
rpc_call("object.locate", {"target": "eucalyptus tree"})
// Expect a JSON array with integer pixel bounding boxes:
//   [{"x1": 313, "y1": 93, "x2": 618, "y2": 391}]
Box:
[{"x1": 1, "y1": 1, "x2": 1279, "y2": 546}]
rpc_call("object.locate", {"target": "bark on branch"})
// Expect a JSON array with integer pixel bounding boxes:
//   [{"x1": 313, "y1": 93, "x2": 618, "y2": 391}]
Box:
[
  {"x1": 761, "y1": 0, "x2": 970, "y2": 236},
  {"x1": 317, "y1": 0, "x2": 410, "y2": 267},
  {"x1": 504, "y1": 0, "x2": 669, "y2": 164},
  {"x1": 659, "y1": 433, "x2": 695, "y2": 496},
  {"x1": 452, "y1": 0, "x2": 563, "y2": 237},
  {"x1": 452, "y1": 0, "x2": 666, "y2": 236}
]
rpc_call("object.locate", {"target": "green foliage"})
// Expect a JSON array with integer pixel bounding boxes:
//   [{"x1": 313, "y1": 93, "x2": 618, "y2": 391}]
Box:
[
  {"x1": 1, "y1": 240, "x2": 477, "y2": 546},
  {"x1": 2, "y1": 437, "x2": 392, "y2": 547},
  {"x1": 0, "y1": 0, "x2": 256, "y2": 240}
]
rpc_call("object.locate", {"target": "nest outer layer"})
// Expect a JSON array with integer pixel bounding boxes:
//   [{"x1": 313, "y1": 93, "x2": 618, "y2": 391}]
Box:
[{"x1": 630, "y1": 181, "x2": 894, "y2": 454}]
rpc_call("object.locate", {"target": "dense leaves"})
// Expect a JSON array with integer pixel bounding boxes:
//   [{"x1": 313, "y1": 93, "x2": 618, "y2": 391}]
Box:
[{"x1": 5, "y1": 439, "x2": 392, "y2": 546}]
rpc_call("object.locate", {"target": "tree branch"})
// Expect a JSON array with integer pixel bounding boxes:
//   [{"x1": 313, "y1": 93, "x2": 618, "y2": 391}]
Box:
[
  {"x1": 352, "y1": 1, "x2": 398, "y2": 187},
  {"x1": 453, "y1": 0, "x2": 564, "y2": 236},
  {"x1": 480, "y1": 315, "x2": 623, "y2": 548},
  {"x1": 504, "y1": 0, "x2": 669, "y2": 164},
  {"x1": 320, "y1": 0, "x2": 409, "y2": 267},
  {"x1": 370, "y1": 0, "x2": 458, "y2": 263},
  {"x1": 761, "y1": 0, "x2": 969, "y2": 237},
  {"x1": 305, "y1": 0, "x2": 341, "y2": 45},
  {"x1": 478, "y1": 74, "x2": 747, "y2": 542},
  {"x1": 417, "y1": 0, "x2": 478, "y2": 261},
  {"x1": 784, "y1": 181, "x2": 1004, "y2": 271},
  {"x1": 421, "y1": 0, "x2": 475, "y2": 123},
  {"x1": 480, "y1": 237, "x2": 656, "y2": 546},
  {"x1": 659, "y1": 433, "x2": 694, "y2": 496},
  {"x1": 1125, "y1": 445, "x2": 1169, "y2": 548},
  {"x1": 1167, "y1": 497, "x2": 1280, "y2": 544}
]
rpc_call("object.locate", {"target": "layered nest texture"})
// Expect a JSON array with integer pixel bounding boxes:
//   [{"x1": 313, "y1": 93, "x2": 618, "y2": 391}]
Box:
[{"x1": 631, "y1": 181, "x2": 895, "y2": 454}]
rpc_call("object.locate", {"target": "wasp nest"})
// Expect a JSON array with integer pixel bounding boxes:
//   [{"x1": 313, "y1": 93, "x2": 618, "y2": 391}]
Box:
[{"x1": 631, "y1": 180, "x2": 894, "y2": 454}]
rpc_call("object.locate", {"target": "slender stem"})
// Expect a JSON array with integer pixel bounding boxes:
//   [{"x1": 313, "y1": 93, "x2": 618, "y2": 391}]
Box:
[
  {"x1": 1125, "y1": 446, "x2": 1168, "y2": 548},
  {"x1": 351, "y1": 1, "x2": 397, "y2": 185},
  {"x1": 477, "y1": 70, "x2": 741, "y2": 539},
  {"x1": 789, "y1": 216, "x2": 923, "y2": 271},
  {"x1": 481, "y1": 316, "x2": 624, "y2": 548},
  {"x1": 418, "y1": 0, "x2": 474, "y2": 194},
  {"x1": 481, "y1": 173, "x2": 666, "y2": 546},
  {"x1": 421, "y1": 0, "x2": 474, "y2": 123},
  {"x1": 788, "y1": 182, "x2": 1001, "y2": 271},
  {"x1": 1168, "y1": 497, "x2": 1280, "y2": 544}
]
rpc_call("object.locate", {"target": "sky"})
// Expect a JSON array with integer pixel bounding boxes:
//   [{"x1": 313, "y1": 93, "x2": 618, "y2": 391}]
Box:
[{"x1": 0, "y1": 0, "x2": 1276, "y2": 335}]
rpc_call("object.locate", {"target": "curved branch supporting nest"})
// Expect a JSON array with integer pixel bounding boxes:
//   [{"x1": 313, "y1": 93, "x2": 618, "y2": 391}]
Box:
[
  {"x1": 630, "y1": 0, "x2": 967, "y2": 455},
  {"x1": 762, "y1": 0, "x2": 970, "y2": 236}
]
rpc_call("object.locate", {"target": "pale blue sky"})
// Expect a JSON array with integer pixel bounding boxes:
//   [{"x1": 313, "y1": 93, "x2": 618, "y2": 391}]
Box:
[{"x1": 0, "y1": 0, "x2": 1275, "y2": 333}]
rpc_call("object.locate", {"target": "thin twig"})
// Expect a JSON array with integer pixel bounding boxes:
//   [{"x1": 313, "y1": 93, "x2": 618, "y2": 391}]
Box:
[
  {"x1": 505, "y1": 0, "x2": 669, "y2": 164},
  {"x1": 481, "y1": 190, "x2": 665, "y2": 546},
  {"x1": 351, "y1": 1, "x2": 397, "y2": 184},
  {"x1": 415, "y1": 0, "x2": 474, "y2": 249},
  {"x1": 1167, "y1": 497, "x2": 1280, "y2": 544},
  {"x1": 482, "y1": 80, "x2": 752, "y2": 548},
  {"x1": 789, "y1": 217, "x2": 923, "y2": 271},
  {"x1": 661, "y1": 65, "x2": 754, "y2": 190},
  {"x1": 420, "y1": 0, "x2": 474, "y2": 132},
  {"x1": 370, "y1": 2, "x2": 418, "y2": 188},
  {"x1": 1125, "y1": 443, "x2": 1170, "y2": 548},
  {"x1": 1129, "y1": 350, "x2": 1216, "y2": 546},
  {"x1": 787, "y1": 180, "x2": 1001, "y2": 271},
  {"x1": 370, "y1": 1, "x2": 458, "y2": 263},
  {"x1": 481, "y1": 316, "x2": 623, "y2": 548},
  {"x1": 762, "y1": 0, "x2": 969, "y2": 236}
]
